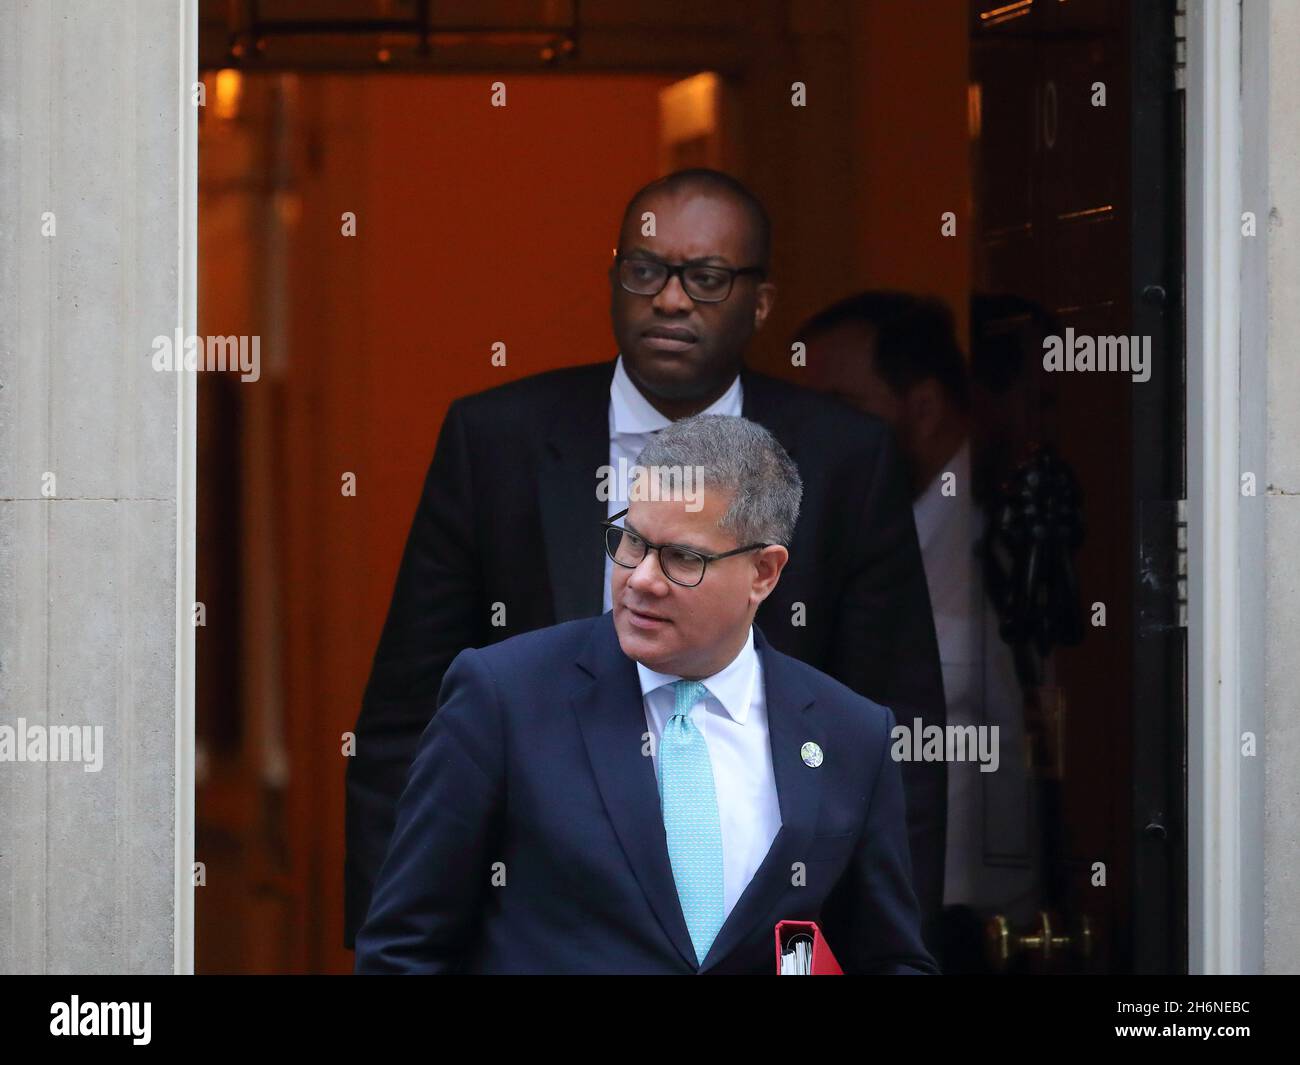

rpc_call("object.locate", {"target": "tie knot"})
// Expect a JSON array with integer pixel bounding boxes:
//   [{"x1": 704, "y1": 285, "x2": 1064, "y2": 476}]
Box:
[{"x1": 672, "y1": 679, "x2": 709, "y2": 716}]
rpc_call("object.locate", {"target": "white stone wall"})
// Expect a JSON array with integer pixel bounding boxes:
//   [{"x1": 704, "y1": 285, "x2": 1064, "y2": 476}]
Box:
[
  {"x1": 1263, "y1": 0, "x2": 1300, "y2": 976},
  {"x1": 0, "y1": 0, "x2": 189, "y2": 974}
]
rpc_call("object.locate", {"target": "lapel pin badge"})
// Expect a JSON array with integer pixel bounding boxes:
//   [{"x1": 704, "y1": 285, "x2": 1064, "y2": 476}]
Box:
[{"x1": 801, "y1": 741, "x2": 823, "y2": 768}]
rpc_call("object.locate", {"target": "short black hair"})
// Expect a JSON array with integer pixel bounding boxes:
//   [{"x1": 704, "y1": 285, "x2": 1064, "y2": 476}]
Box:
[
  {"x1": 799, "y1": 290, "x2": 969, "y2": 411},
  {"x1": 619, "y1": 168, "x2": 771, "y2": 274}
]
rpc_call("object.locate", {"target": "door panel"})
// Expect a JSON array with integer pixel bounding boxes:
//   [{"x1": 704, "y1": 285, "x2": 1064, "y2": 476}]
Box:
[{"x1": 970, "y1": 0, "x2": 1184, "y2": 973}]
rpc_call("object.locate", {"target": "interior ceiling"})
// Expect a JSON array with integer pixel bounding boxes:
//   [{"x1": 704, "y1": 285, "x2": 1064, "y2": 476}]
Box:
[{"x1": 199, "y1": 0, "x2": 766, "y2": 73}]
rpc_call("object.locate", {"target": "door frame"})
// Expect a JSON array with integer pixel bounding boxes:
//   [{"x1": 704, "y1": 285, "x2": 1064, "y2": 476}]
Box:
[
  {"x1": 171, "y1": 0, "x2": 1265, "y2": 975},
  {"x1": 1185, "y1": 0, "x2": 1265, "y2": 976},
  {"x1": 176, "y1": 0, "x2": 199, "y2": 977}
]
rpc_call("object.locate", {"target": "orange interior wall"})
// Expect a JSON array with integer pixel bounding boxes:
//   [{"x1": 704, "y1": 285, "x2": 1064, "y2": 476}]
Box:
[
  {"x1": 351, "y1": 73, "x2": 677, "y2": 593},
  {"x1": 288, "y1": 74, "x2": 675, "y2": 972},
  {"x1": 850, "y1": 0, "x2": 971, "y2": 347}
]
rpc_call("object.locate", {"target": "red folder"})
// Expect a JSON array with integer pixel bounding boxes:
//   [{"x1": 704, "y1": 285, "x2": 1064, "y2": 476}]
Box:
[{"x1": 775, "y1": 920, "x2": 843, "y2": 975}]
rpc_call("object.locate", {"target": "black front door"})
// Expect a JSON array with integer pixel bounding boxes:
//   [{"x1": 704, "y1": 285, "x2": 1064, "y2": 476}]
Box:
[{"x1": 969, "y1": 0, "x2": 1186, "y2": 974}]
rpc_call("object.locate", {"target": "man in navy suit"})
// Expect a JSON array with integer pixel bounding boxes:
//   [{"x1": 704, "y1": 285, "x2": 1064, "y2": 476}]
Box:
[{"x1": 354, "y1": 414, "x2": 937, "y2": 974}]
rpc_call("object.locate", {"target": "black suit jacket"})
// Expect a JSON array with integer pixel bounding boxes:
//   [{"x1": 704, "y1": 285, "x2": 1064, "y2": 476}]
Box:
[
  {"x1": 344, "y1": 359, "x2": 947, "y2": 948},
  {"x1": 355, "y1": 615, "x2": 938, "y2": 974}
]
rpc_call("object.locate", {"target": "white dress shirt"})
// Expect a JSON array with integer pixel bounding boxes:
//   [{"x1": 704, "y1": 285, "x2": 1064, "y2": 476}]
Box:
[
  {"x1": 602, "y1": 354, "x2": 743, "y2": 613},
  {"x1": 635, "y1": 626, "x2": 782, "y2": 922},
  {"x1": 913, "y1": 439, "x2": 1041, "y2": 921}
]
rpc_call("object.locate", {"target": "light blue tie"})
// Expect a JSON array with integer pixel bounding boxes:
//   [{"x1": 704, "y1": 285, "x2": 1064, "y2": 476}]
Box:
[{"x1": 659, "y1": 679, "x2": 725, "y2": 965}]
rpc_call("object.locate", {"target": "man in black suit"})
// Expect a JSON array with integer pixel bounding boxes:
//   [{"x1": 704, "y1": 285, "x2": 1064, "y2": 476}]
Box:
[{"x1": 344, "y1": 167, "x2": 947, "y2": 950}]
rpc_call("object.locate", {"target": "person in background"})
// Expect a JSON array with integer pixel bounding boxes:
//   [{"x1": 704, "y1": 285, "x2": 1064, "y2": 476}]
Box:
[{"x1": 801, "y1": 291, "x2": 1042, "y2": 972}]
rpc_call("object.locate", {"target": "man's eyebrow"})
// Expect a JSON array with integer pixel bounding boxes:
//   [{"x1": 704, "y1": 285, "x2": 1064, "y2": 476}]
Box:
[
  {"x1": 622, "y1": 519, "x2": 710, "y2": 554},
  {"x1": 624, "y1": 248, "x2": 734, "y2": 267}
]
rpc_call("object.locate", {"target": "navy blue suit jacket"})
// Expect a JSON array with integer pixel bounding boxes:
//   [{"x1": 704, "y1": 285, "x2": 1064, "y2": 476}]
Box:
[{"x1": 354, "y1": 614, "x2": 938, "y2": 975}]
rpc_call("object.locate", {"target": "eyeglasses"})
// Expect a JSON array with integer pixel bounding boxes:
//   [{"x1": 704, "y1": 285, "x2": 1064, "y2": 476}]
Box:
[
  {"x1": 602, "y1": 508, "x2": 769, "y2": 588},
  {"x1": 613, "y1": 254, "x2": 766, "y2": 303}
]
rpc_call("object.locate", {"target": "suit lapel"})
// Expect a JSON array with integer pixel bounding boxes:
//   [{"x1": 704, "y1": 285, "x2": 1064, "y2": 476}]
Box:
[
  {"x1": 570, "y1": 615, "x2": 700, "y2": 970},
  {"x1": 699, "y1": 625, "x2": 823, "y2": 972},
  {"x1": 538, "y1": 361, "x2": 616, "y2": 622}
]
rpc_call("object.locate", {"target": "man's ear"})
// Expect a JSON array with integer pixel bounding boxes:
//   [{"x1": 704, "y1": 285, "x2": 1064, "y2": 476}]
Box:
[
  {"x1": 750, "y1": 544, "x2": 789, "y2": 605},
  {"x1": 904, "y1": 378, "x2": 944, "y2": 442},
  {"x1": 753, "y1": 281, "x2": 777, "y2": 329}
]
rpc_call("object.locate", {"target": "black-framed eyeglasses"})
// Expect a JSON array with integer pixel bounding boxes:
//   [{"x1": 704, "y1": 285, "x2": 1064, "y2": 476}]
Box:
[
  {"x1": 601, "y1": 508, "x2": 770, "y2": 588},
  {"x1": 613, "y1": 253, "x2": 766, "y2": 303}
]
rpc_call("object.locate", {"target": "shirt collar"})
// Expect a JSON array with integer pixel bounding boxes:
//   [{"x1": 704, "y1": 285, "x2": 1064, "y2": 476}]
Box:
[
  {"x1": 634, "y1": 625, "x2": 757, "y2": 725},
  {"x1": 609, "y1": 353, "x2": 742, "y2": 436}
]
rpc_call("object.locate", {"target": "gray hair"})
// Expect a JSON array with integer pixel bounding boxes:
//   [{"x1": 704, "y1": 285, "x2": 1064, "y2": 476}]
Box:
[{"x1": 635, "y1": 414, "x2": 803, "y2": 546}]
